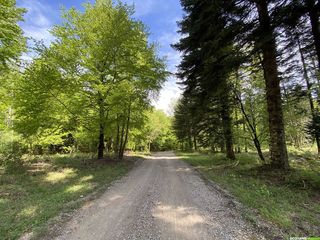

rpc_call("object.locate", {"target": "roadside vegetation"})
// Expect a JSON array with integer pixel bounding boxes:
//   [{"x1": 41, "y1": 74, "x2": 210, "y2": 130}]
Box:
[
  {"x1": 0, "y1": 1, "x2": 176, "y2": 239},
  {"x1": 179, "y1": 151, "x2": 320, "y2": 237},
  {"x1": 173, "y1": 0, "x2": 320, "y2": 237},
  {"x1": 0, "y1": 153, "x2": 132, "y2": 239},
  {"x1": 2, "y1": 0, "x2": 320, "y2": 239}
]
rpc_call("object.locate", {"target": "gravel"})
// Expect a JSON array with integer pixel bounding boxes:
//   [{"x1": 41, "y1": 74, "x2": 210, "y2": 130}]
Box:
[{"x1": 52, "y1": 152, "x2": 266, "y2": 240}]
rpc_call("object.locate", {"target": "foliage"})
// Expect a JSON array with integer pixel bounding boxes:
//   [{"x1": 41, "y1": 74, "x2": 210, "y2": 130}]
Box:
[
  {"x1": 0, "y1": 0, "x2": 26, "y2": 71},
  {"x1": 12, "y1": 1, "x2": 167, "y2": 159},
  {"x1": 129, "y1": 109, "x2": 177, "y2": 152},
  {"x1": 172, "y1": 0, "x2": 320, "y2": 170}
]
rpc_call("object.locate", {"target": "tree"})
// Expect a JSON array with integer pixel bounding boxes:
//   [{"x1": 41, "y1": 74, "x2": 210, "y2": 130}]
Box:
[
  {"x1": 0, "y1": 0, "x2": 26, "y2": 71},
  {"x1": 173, "y1": 0, "x2": 246, "y2": 159},
  {"x1": 14, "y1": 1, "x2": 166, "y2": 159},
  {"x1": 253, "y1": 0, "x2": 289, "y2": 169}
]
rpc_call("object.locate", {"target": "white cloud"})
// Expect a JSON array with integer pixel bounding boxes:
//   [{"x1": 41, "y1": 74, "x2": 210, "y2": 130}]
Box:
[
  {"x1": 24, "y1": 26, "x2": 54, "y2": 46},
  {"x1": 153, "y1": 77, "x2": 182, "y2": 115},
  {"x1": 18, "y1": 0, "x2": 55, "y2": 45}
]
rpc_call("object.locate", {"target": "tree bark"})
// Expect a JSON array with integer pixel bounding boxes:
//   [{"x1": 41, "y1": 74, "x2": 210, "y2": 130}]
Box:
[
  {"x1": 255, "y1": 0, "x2": 289, "y2": 169},
  {"x1": 243, "y1": 123, "x2": 248, "y2": 153},
  {"x1": 119, "y1": 103, "x2": 131, "y2": 159},
  {"x1": 97, "y1": 93, "x2": 105, "y2": 159},
  {"x1": 193, "y1": 135, "x2": 197, "y2": 151},
  {"x1": 114, "y1": 120, "x2": 120, "y2": 155},
  {"x1": 188, "y1": 129, "x2": 193, "y2": 151},
  {"x1": 118, "y1": 122, "x2": 125, "y2": 159},
  {"x1": 98, "y1": 124, "x2": 104, "y2": 159},
  {"x1": 220, "y1": 95, "x2": 236, "y2": 160}
]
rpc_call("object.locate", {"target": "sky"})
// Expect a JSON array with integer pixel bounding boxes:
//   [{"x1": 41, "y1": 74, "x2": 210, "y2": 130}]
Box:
[{"x1": 16, "y1": 0, "x2": 183, "y2": 115}]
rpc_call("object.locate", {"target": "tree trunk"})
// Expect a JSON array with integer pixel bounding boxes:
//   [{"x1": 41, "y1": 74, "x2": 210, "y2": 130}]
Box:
[
  {"x1": 306, "y1": 0, "x2": 320, "y2": 71},
  {"x1": 119, "y1": 103, "x2": 131, "y2": 159},
  {"x1": 98, "y1": 124, "x2": 104, "y2": 159},
  {"x1": 220, "y1": 96, "x2": 236, "y2": 160},
  {"x1": 255, "y1": 0, "x2": 289, "y2": 169},
  {"x1": 188, "y1": 130, "x2": 193, "y2": 151},
  {"x1": 114, "y1": 121, "x2": 120, "y2": 155},
  {"x1": 243, "y1": 122, "x2": 248, "y2": 153},
  {"x1": 193, "y1": 135, "x2": 197, "y2": 151},
  {"x1": 97, "y1": 94, "x2": 105, "y2": 159},
  {"x1": 118, "y1": 122, "x2": 125, "y2": 159},
  {"x1": 220, "y1": 141, "x2": 225, "y2": 153},
  {"x1": 235, "y1": 109, "x2": 241, "y2": 153}
]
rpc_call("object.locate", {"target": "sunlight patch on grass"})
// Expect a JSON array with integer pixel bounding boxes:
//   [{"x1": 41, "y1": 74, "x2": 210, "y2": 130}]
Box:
[
  {"x1": 0, "y1": 153, "x2": 132, "y2": 239},
  {"x1": 0, "y1": 198, "x2": 9, "y2": 205},
  {"x1": 80, "y1": 175, "x2": 93, "y2": 182},
  {"x1": 44, "y1": 168, "x2": 76, "y2": 184},
  {"x1": 65, "y1": 184, "x2": 88, "y2": 193},
  {"x1": 18, "y1": 205, "x2": 38, "y2": 218}
]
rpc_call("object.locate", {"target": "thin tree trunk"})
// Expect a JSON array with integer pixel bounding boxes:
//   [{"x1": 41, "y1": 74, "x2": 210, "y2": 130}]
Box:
[
  {"x1": 193, "y1": 135, "x2": 197, "y2": 151},
  {"x1": 97, "y1": 94, "x2": 105, "y2": 159},
  {"x1": 119, "y1": 103, "x2": 131, "y2": 159},
  {"x1": 234, "y1": 89, "x2": 265, "y2": 162},
  {"x1": 188, "y1": 130, "x2": 193, "y2": 151},
  {"x1": 243, "y1": 122, "x2": 248, "y2": 153},
  {"x1": 118, "y1": 122, "x2": 125, "y2": 159},
  {"x1": 255, "y1": 0, "x2": 289, "y2": 169},
  {"x1": 220, "y1": 141, "x2": 225, "y2": 153},
  {"x1": 115, "y1": 120, "x2": 120, "y2": 155},
  {"x1": 235, "y1": 108, "x2": 241, "y2": 153}
]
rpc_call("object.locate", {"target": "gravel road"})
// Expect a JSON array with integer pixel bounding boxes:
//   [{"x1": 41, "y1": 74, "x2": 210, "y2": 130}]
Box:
[{"x1": 55, "y1": 152, "x2": 265, "y2": 240}]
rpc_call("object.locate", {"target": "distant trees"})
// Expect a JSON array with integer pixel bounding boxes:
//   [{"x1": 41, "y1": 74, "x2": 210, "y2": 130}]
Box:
[
  {"x1": 131, "y1": 109, "x2": 177, "y2": 152},
  {"x1": 173, "y1": 0, "x2": 320, "y2": 170}
]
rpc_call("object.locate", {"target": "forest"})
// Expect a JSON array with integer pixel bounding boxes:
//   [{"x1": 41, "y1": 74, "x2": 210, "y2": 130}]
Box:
[
  {"x1": 172, "y1": 0, "x2": 320, "y2": 236},
  {"x1": 0, "y1": 0, "x2": 177, "y2": 166},
  {"x1": 173, "y1": 0, "x2": 320, "y2": 169},
  {"x1": 1, "y1": 0, "x2": 320, "y2": 239}
]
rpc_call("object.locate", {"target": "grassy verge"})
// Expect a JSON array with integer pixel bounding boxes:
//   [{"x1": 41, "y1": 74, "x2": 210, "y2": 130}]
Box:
[
  {"x1": 178, "y1": 151, "x2": 320, "y2": 238},
  {"x1": 0, "y1": 153, "x2": 133, "y2": 239}
]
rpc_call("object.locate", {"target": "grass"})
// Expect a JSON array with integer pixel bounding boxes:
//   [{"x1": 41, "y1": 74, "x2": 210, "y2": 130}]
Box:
[
  {"x1": 178, "y1": 151, "x2": 320, "y2": 238},
  {"x1": 0, "y1": 153, "x2": 133, "y2": 240}
]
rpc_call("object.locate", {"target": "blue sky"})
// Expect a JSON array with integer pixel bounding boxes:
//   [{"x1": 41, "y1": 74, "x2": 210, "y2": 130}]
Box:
[{"x1": 16, "y1": 0, "x2": 183, "y2": 115}]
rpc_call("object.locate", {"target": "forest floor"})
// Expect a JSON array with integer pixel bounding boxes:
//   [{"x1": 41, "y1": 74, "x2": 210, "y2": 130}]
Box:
[
  {"x1": 50, "y1": 151, "x2": 266, "y2": 240},
  {"x1": 0, "y1": 153, "x2": 133, "y2": 240},
  {"x1": 178, "y1": 151, "x2": 320, "y2": 238}
]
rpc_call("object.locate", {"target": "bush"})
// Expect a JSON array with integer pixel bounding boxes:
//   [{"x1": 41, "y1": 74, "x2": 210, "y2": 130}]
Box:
[{"x1": 0, "y1": 131, "x2": 26, "y2": 166}]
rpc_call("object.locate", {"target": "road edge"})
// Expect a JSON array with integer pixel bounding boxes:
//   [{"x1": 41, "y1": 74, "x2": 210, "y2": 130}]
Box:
[
  {"x1": 20, "y1": 157, "x2": 144, "y2": 240},
  {"x1": 183, "y1": 160, "x2": 286, "y2": 240}
]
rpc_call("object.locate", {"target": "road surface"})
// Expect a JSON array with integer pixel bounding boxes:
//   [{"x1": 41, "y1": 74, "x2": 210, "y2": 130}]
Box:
[{"x1": 55, "y1": 152, "x2": 265, "y2": 240}]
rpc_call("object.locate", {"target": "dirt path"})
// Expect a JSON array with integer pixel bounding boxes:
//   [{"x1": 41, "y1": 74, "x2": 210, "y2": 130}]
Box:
[{"x1": 54, "y1": 152, "x2": 265, "y2": 240}]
